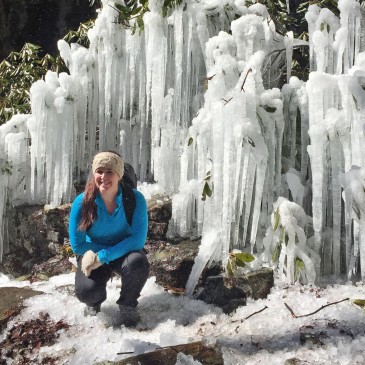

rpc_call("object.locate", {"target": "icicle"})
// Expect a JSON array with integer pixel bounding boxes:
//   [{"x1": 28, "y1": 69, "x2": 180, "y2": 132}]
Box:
[
  {"x1": 284, "y1": 32, "x2": 293, "y2": 83},
  {"x1": 185, "y1": 230, "x2": 219, "y2": 297}
]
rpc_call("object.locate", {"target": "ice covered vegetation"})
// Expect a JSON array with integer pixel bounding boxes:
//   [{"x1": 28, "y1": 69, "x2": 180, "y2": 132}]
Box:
[{"x1": 1, "y1": 0, "x2": 365, "y2": 334}]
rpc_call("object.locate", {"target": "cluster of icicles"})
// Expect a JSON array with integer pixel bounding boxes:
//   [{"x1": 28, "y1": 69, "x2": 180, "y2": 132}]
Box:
[{"x1": 1, "y1": 0, "x2": 365, "y2": 293}]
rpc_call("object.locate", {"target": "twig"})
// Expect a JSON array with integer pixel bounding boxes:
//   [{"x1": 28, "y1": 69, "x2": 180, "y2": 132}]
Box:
[
  {"x1": 222, "y1": 97, "x2": 233, "y2": 105},
  {"x1": 284, "y1": 302, "x2": 297, "y2": 318},
  {"x1": 284, "y1": 298, "x2": 350, "y2": 318},
  {"x1": 231, "y1": 305, "x2": 268, "y2": 324},
  {"x1": 205, "y1": 74, "x2": 216, "y2": 80},
  {"x1": 233, "y1": 305, "x2": 268, "y2": 333},
  {"x1": 241, "y1": 68, "x2": 252, "y2": 92},
  {"x1": 244, "y1": 305, "x2": 268, "y2": 320}
]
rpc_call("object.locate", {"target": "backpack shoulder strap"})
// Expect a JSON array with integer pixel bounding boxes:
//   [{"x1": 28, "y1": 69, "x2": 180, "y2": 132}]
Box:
[{"x1": 121, "y1": 182, "x2": 136, "y2": 226}]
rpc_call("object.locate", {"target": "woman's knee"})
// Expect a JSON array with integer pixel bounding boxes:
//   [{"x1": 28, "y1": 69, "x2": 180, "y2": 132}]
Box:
[
  {"x1": 75, "y1": 276, "x2": 107, "y2": 305},
  {"x1": 123, "y1": 251, "x2": 149, "y2": 275}
]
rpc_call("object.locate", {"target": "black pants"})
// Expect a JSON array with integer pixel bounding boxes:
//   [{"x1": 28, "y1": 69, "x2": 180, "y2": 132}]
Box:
[{"x1": 75, "y1": 250, "x2": 149, "y2": 308}]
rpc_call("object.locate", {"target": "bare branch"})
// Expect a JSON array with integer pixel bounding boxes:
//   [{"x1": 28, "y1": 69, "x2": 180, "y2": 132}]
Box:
[
  {"x1": 244, "y1": 305, "x2": 268, "y2": 320},
  {"x1": 222, "y1": 97, "x2": 233, "y2": 105},
  {"x1": 241, "y1": 68, "x2": 252, "y2": 92},
  {"x1": 284, "y1": 298, "x2": 350, "y2": 318},
  {"x1": 233, "y1": 305, "x2": 268, "y2": 333}
]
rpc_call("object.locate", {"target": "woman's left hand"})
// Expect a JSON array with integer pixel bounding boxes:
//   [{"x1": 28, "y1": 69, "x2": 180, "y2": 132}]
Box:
[{"x1": 81, "y1": 250, "x2": 102, "y2": 276}]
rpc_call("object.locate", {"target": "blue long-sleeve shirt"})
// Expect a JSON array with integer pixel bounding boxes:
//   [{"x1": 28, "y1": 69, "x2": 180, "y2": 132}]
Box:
[{"x1": 69, "y1": 186, "x2": 148, "y2": 264}]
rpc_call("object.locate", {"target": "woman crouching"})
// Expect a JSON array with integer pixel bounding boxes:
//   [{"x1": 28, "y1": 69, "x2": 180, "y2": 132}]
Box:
[{"x1": 68, "y1": 151, "x2": 149, "y2": 327}]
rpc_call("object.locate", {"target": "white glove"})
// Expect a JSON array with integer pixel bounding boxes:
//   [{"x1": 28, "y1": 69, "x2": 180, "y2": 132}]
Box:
[{"x1": 81, "y1": 250, "x2": 102, "y2": 277}]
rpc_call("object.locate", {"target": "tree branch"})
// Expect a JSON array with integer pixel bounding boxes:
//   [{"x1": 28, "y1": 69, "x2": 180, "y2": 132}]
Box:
[
  {"x1": 231, "y1": 305, "x2": 268, "y2": 325},
  {"x1": 222, "y1": 97, "x2": 233, "y2": 105},
  {"x1": 244, "y1": 305, "x2": 268, "y2": 320},
  {"x1": 241, "y1": 68, "x2": 252, "y2": 92},
  {"x1": 284, "y1": 298, "x2": 350, "y2": 318}
]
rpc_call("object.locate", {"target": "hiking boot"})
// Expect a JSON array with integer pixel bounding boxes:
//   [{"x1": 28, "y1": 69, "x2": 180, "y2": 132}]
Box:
[
  {"x1": 84, "y1": 304, "x2": 101, "y2": 316},
  {"x1": 118, "y1": 304, "x2": 140, "y2": 327}
]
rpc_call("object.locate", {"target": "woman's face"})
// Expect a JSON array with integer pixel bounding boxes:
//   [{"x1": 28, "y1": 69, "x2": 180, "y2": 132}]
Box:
[{"x1": 94, "y1": 167, "x2": 120, "y2": 195}]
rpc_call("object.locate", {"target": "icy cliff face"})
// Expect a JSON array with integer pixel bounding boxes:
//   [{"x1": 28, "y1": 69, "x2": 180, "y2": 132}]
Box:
[{"x1": 1, "y1": 0, "x2": 365, "y2": 290}]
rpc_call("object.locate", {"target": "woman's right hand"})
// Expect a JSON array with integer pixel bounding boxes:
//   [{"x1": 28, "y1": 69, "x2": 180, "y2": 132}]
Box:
[{"x1": 81, "y1": 250, "x2": 102, "y2": 276}]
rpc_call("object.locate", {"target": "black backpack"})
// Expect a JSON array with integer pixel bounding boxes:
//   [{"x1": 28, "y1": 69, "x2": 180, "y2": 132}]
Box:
[{"x1": 120, "y1": 163, "x2": 137, "y2": 226}]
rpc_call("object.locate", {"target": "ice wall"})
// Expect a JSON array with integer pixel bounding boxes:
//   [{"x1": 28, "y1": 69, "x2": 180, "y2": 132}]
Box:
[
  {"x1": 305, "y1": 0, "x2": 365, "y2": 278},
  {"x1": 1, "y1": 0, "x2": 365, "y2": 287}
]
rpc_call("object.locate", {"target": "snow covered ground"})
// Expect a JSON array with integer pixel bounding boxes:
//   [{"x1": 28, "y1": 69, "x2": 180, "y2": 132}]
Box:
[{"x1": 1, "y1": 271, "x2": 365, "y2": 364}]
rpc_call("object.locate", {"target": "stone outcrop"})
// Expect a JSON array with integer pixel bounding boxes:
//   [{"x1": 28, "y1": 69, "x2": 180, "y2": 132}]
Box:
[
  {"x1": 1, "y1": 204, "x2": 71, "y2": 276},
  {"x1": 195, "y1": 268, "x2": 274, "y2": 314},
  {"x1": 146, "y1": 239, "x2": 221, "y2": 290},
  {"x1": 235, "y1": 267, "x2": 274, "y2": 300},
  {"x1": 196, "y1": 275, "x2": 247, "y2": 314},
  {"x1": 147, "y1": 195, "x2": 172, "y2": 240}
]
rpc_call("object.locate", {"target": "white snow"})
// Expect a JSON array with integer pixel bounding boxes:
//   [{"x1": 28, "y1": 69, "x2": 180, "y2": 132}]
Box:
[{"x1": 1, "y1": 272, "x2": 365, "y2": 364}]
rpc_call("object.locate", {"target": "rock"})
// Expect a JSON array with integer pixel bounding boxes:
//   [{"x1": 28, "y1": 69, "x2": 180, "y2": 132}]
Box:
[
  {"x1": 148, "y1": 221, "x2": 169, "y2": 239},
  {"x1": 146, "y1": 240, "x2": 221, "y2": 290},
  {"x1": 0, "y1": 287, "x2": 43, "y2": 331},
  {"x1": 196, "y1": 276, "x2": 246, "y2": 314},
  {"x1": 1, "y1": 204, "x2": 72, "y2": 277},
  {"x1": 95, "y1": 341, "x2": 224, "y2": 365},
  {"x1": 195, "y1": 268, "x2": 274, "y2": 313},
  {"x1": 235, "y1": 267, "x2": 274, "y2": 300},
  {"x1": 147, "y1": 196, "x2": 172, "y2": 240},
  {"x1": 31, "y1": 254, "x2": 74, "y2": 278},
  {"x1": 285, "y1": 358, "x2": 311, "y2": 365},
  {"x1": 148, "y1": 196, "x2": 172, "y2": 222}
]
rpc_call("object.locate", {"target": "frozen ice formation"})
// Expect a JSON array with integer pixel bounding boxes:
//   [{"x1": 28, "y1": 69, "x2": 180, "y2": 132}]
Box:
[{"x1": 1, "y1": 0, "x2": 365, "y2": 291}]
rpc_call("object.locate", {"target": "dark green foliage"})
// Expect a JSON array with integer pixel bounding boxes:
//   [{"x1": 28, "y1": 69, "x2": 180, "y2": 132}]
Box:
[
  {"x1": 201, "y1": 171, "x2": 212, "y2": 201},
  {"x1": 110, "y1": 0, "x2": 183, "y2": 34},
  {"x1": 353, "y1": 299, "x2": 365, "y2": 308},
  {"x1": 226, "y1": 251, "x2": 255, "y2": 277},
  {"x1": 63, "y1": 19, "x2": 95, "y2": 49},
  {"x1": 0, "y1": 19, "x2": 97, "y2": 126},
  {"x1": 0, "y1": 43, "x2": 67, "y2": 126},
  {"x1": 245, "y1": 0, "x2": 365, "y2": 81}
]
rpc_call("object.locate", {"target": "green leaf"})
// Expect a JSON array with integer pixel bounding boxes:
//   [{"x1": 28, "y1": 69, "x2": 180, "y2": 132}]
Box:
[
  {"x1": 235, "y1": 257, "x2": 246, "y2": 268},
  {"x1": 234, "y1": 252, "x2": 255, "y2": 263},
  {"x1": 188, "y1": 137, "x2": 193, "y2": 146},
  {"x1": 204, "y1": 181, "x2": 212, "y2": 197},
  {"x1": 295, "y1": 257, "x2": 305, "y2": 270},
  {"x1": 273, "y1": 208, "x2": 280, "y2": 231},
  {"x1": 114, "y1": 3, "x2": 128, "y2": 14},
  {"x1": 262, "y1": 105, "x2": 277, "y2": 113},
  {"x1": 131, "y1": 6, "x2": 142, "y2": 16},
  {"x1": 353, "y1": 299, "x2": 365, "y2": 308}
]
